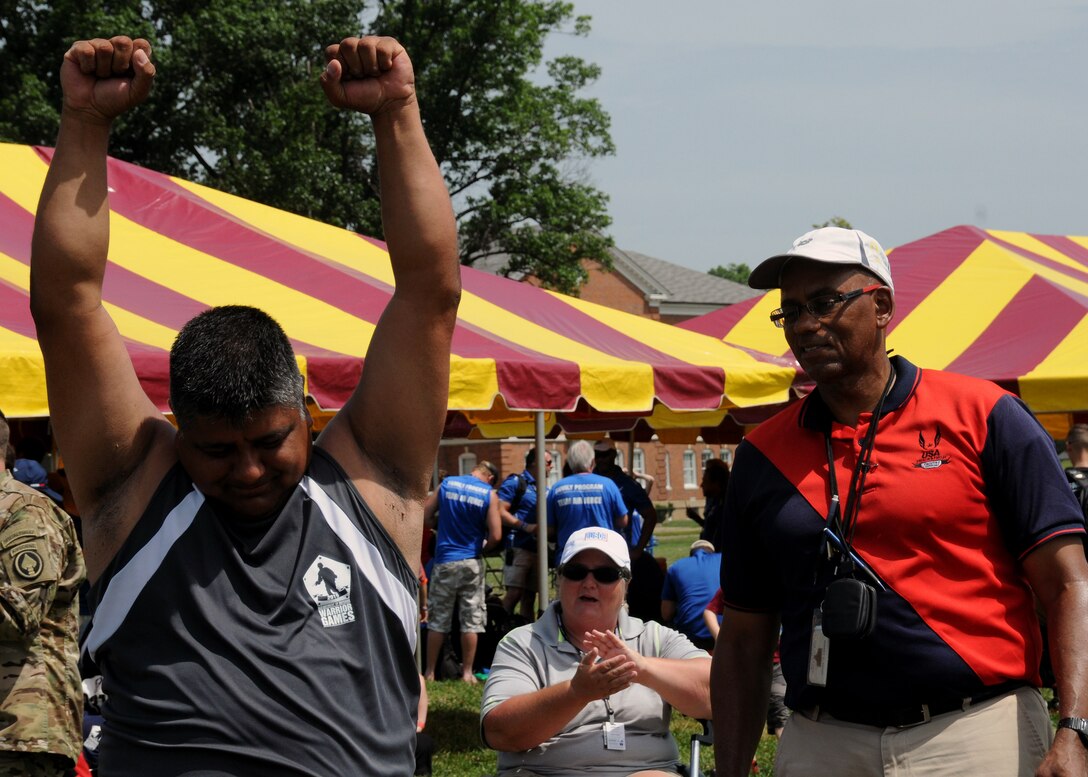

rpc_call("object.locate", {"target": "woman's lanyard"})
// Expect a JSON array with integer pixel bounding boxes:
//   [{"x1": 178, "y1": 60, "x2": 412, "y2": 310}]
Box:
[
  {"x1": 555, "y1": 609, "x2": 618, "y2": 725},
  {"x1": 822, "y1": 369, "x2": 895, "y2": 583}
]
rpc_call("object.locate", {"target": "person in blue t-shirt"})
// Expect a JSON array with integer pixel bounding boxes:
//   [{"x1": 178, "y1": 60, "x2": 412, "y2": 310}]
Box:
[
  {"x1": 662, "y1": 540, "x2": 722, "y2": 651},
  {"x1": 546, "y1": 441, "x2": 628, "y2": 558},
  {"x1": 423, "y1": 463, "x2": 502, "y2": 683},
  {"x1": 497, "y1": 448, "x2": 551, "y2": 619}
]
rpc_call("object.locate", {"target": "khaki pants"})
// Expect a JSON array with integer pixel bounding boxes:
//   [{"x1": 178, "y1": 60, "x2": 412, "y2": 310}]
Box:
[
  {"x1": 776, "y1": 686, "x2": 1052, "y2": 776},
  {"x1": 502, "y1": 547, "x2": 539, "y2": 592}
]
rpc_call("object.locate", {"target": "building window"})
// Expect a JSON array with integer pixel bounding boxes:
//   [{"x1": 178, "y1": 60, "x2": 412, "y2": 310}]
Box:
[
  {"x1": 632, "y1": 448, "x2": 645, "y2": 474},
  {"x1": 683, "y1": 450, "x2": 698, "y2": 488},
  {"x1": 458, "y1": 451, "x2": 476, "y2": 476},
  {"x1": 701, "y1": 448, "x2": 713, "y2": 467},
  {"x1": 664, "y1": 453, "x2": 672, "y2": 491},
  {"x1": 720, "y1": 447, "x2": 733, "y2": 466},
  {"x1": 615, "y1": 449, "x2": 625, "y2": 470}
]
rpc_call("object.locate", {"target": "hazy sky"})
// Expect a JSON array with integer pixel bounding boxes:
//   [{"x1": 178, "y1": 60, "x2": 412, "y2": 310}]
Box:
[{"x1": 547, "y1": 1, "x2": 1088, "y2": 272}]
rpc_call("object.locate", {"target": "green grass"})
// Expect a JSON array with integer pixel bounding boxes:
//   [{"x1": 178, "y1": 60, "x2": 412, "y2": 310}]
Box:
[
  {"x1": 652, "y1": 513, "x2": 709, "y2": 566},
  {"x1": 426, "y1": 679, "x2": 779, "y2": 775},
  {"x1": 425, "y1": 680, "x2": 495, "y2": 776},
  {"x1": 431, "y1": 517, "x2": 780, "y2": 775}
]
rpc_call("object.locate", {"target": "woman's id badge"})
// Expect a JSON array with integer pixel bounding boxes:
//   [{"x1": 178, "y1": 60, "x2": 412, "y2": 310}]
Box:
[{"x1": 603, "y1": 721, "x2": 626, "y2": 750}]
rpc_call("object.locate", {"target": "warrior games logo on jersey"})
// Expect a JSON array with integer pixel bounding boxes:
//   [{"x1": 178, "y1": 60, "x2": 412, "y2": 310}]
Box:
[
  {"x1": 913, "y1": 427, "x2": 952, "y2": 470},
  {"x1": 304, "y1": 555, "x2": 356, "y2": 628}
]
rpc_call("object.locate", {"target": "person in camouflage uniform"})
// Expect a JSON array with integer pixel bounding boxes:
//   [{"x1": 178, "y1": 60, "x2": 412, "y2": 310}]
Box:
[{"x1": 0, "y1": 409, "x2": 85, "y2": 776}]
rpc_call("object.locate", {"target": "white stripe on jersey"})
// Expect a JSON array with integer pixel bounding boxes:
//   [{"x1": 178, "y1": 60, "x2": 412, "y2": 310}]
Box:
[
  {"x1": 85, "y1": 476, "x2": 418, "y2": 658},
  {"x1": 301, "y1": 476, "x2": 419, "y2": 652},
  {"x1": 84, "y1": 487, "x2": 204, "y2": 659}
]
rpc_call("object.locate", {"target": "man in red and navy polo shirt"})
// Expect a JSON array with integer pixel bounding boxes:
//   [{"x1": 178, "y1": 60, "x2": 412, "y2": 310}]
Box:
[{"x1": 710, "y1": 227, "x2": 1088, "y2": 777}]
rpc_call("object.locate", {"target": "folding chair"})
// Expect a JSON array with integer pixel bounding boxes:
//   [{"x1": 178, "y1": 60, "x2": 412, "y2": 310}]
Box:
[{"x1": 686, "y1": 718, "x2": 714, "y2": 777}]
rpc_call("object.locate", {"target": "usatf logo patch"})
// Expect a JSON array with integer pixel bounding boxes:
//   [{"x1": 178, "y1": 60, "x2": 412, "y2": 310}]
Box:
[
  {"x1": 913, "y1": 427, "x2": 952, "y2": 470},
  {"x1": 304, "y1": 555, "x2": 355, "y2": 628}
]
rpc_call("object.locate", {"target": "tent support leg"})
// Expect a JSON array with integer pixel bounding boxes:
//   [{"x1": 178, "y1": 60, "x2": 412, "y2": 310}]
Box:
[{"x1": 535, "y1": 411, "x2": 549, "y2": 618}]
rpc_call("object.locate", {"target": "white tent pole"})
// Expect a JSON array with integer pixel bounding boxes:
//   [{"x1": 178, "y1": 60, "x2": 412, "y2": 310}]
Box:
[{"x1": 535, "y1": 411, "x2": 549, "y2": 617}]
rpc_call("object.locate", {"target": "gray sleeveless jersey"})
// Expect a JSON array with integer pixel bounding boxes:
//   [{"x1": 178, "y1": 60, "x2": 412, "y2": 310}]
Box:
[{"x1": 84, "y1": 447, "x2": 420, "y2": 776}]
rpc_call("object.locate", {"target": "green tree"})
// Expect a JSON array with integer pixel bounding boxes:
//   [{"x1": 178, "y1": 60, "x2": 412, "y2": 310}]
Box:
[
  {"x1": 813, "y1": 216, "x2": 853, "y2": 229},
  {"x1": 707, "y1": 263, "x2": 751, "y2": 284},
  {"x1": 0, "y1": 0, "x2": 614, "y2": 294}
]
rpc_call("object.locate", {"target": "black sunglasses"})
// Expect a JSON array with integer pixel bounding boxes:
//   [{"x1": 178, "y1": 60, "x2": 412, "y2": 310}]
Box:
[{"x1": 560, "y1": 563, "x2": 628, "y2": 584}]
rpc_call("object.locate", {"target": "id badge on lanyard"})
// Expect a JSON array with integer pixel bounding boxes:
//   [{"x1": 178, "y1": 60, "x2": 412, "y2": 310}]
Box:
[
  {"x1": 602, "y1": 697, "x2": 625, "y2": 750},
  {"x1": 807, "y1": 608, "x2": 830, "y2": 686}
]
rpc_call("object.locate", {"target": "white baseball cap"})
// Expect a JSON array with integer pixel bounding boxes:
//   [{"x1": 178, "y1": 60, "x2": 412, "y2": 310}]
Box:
[
  {"x1": 559, "y1": 527, "x2": 631, "y2": 573},
  {"x1": 748, "y1": 227, "x2": 893, "y2": 291},
  {"x1": 593, "y1": 438, "x2": 616, "y2": 453}
]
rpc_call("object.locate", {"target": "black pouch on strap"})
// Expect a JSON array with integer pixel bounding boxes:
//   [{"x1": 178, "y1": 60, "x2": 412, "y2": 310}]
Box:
[{"x1": 821, "y1": 577, "x2": 878, "y2": 640}]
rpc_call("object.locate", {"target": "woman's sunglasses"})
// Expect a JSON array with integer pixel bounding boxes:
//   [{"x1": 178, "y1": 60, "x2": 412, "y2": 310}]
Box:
[{"x1": 560, "y1": 563, "x2": 628, "y2": 584}]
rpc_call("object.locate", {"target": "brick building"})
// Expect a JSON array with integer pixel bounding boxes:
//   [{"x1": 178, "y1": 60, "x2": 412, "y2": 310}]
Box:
[{"x1": 572, "y1": 246, "x2": 757, "y2": 324}]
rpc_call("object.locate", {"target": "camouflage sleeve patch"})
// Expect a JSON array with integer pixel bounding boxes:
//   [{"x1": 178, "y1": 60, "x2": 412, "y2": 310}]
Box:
[
  {"x1": 0, "y1": 501, "x2": 64, "y2": 639},
  {"x1": 0, "y1": 515, "x2": 58, "y2": 587},
  {"x1": 11, "y1": 545, "x2": 52, "y2": 583},
  {"x1": 0, "y1": 480, "x2": 84, "y2": 760}
]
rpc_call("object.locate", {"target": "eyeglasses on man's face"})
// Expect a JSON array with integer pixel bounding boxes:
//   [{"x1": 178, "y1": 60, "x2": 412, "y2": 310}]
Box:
[
  {"x1": 559, "y1": 563, "x2": 628, "y2": 584},
  {"x1": 769, "y1": 284, "x2": 883, "y2": 329}
]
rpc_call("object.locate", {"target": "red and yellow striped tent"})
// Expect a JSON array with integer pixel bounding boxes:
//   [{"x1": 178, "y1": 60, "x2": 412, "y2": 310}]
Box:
[
  {"x1": 0, "y1": 143, "x2": 797, "y2": 437},
  {"x1": 681, "y1": 225, "x2": 1088, "y2": 431}
]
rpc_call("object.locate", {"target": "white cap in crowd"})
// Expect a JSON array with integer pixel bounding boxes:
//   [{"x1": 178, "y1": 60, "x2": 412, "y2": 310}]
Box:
[
  {"x1": 748, "y1": 227, "x2": 893, "y2": 291},
  {"x1": 559, "y1": 527, "x2": 631, "y2": 573}
]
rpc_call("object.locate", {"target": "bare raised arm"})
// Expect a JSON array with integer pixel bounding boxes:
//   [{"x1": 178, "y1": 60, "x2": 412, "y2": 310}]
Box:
[
  {"x1": 30, "y1": 36, "x2": 176, "y2": 579},
  {"x1": 316, "y1": 36, "x2": 460, "y2": 562}
]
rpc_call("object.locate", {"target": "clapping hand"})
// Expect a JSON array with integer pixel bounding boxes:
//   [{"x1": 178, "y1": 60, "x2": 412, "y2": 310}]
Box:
[
  {"x1": 583, "y1": 629, "x2": 645, "y2": 678},
  {"x1": 569, "y1": 647, "x2": 636, "y2": 703}
]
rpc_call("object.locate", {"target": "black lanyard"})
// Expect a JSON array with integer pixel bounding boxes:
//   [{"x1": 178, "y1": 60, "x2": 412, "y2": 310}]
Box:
[
  {"x1": 556, "y1": 608, "x2": 618, "y2": 722},
  {"x1": 823, "y1": 369, "x2": 895, "y2": 569}
]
